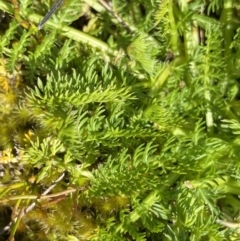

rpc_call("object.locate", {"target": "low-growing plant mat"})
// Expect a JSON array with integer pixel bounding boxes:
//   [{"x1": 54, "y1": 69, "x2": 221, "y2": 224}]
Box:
[{"x1": 0, "y1": 0, "x2": 240, "y2": 240}]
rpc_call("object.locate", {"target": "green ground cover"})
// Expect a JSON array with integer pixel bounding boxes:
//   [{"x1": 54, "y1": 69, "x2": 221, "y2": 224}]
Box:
[{"x1": 0, "y1": 0, "x2": 240, "y2": 240}]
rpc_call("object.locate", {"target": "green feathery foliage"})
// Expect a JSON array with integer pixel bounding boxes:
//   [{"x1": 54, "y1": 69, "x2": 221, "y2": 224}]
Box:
[{"x1": 1, "y1": 0, "x2": 240, "y2": 240}]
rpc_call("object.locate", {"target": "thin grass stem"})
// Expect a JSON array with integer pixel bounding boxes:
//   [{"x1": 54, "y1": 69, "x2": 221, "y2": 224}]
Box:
[{"x1": 38, "y1": 0, "x2": 64, "y2": 30}]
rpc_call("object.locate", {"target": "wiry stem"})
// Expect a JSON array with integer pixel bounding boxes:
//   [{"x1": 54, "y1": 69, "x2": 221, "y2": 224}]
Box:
[
  {"x1": 98, "y1": 0, "x2": 133, "y2": 32},
  {"x1": 0, "y1": 172, "x2": 65, "y2": 235}
]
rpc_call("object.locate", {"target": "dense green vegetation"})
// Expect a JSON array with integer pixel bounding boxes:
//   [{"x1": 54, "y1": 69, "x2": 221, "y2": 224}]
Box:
[{"x1": 1, "y1": 0, "x2": 240, "y2": 240}]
